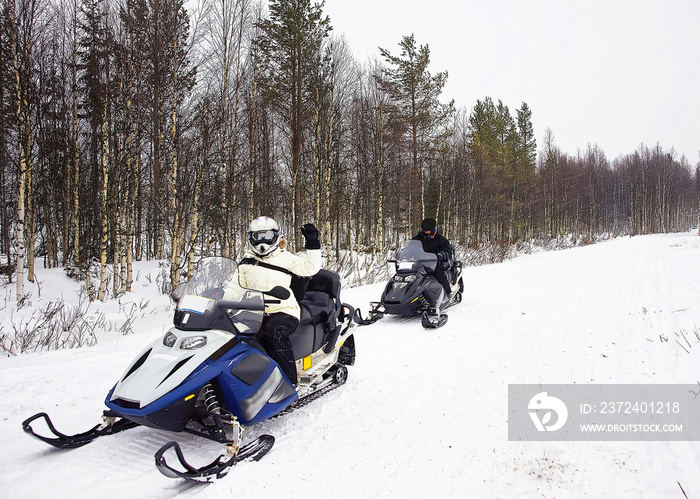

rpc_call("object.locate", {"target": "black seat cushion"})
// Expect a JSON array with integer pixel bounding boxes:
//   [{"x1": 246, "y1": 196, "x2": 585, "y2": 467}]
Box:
[{"x1": 305, "y1": 269, "x2": 340, "y2": 299}]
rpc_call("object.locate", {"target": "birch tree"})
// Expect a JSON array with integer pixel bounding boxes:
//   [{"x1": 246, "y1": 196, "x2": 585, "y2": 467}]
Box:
[{"x1": 8, "y1": 0, "x2": 40, "y2": 301}]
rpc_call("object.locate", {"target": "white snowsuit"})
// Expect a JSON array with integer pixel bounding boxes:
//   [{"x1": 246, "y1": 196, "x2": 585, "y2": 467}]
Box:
[{"x1": 238, "y1": 242, "x2": 321, "y2": 319}]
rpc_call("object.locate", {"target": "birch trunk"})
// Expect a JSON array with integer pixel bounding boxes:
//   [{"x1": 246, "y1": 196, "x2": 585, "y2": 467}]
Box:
[
  {"x1": 11, "y1": 0, "x2": 28, "y2": 301},
  {"x1": 71, "y1": 19, "x2": 80, "y2": 270},
  {"x1": 248, "y1": 63, "x2": 257, "y2": 223},
  {"x1": 187, "y1": 132, "x2": 204, "y2": 277},
  {"x1": 26, "y1": 130, "x2": 34, "y2": 282},
  {"x1": 374, "y1": 92, "x2": 385, "y2": 260},
  {"x1": 169, "y1": 28, "x2": 181, "y2": 290},
  {"x1": 97, "y1": 92, "x2": 110, "y2": 301},
  {"x1": 323, "y1": 85, "x2": 334, "y2": 261}
]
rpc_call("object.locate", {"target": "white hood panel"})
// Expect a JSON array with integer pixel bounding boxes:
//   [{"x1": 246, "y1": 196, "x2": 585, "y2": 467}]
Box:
[{"x1": 110, "y1": 328, "x2": 234, "y2": 408}]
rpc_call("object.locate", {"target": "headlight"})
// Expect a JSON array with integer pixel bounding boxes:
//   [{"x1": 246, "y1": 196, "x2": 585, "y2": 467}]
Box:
[
  {"x1": 163, "y1": 331, "x2": 177, "y2": 347},
  {"x1": 398, "y1": 261, "x2": 413, "y2": 271},
  {"x1": 393, "y1": 274, "x2": 415, "y2": 283},
  {"x1": 180, "y1": 335, "x2": 208, "y2": 350}
]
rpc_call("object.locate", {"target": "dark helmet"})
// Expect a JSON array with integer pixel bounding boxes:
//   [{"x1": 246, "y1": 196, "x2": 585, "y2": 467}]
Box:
[{"x1": 421, "y1": 218, "x2": 437, "y2": 238}]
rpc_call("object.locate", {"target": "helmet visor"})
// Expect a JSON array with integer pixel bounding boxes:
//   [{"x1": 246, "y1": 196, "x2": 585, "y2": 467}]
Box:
[{"x1": 249, "y1": 229, "x2": 278, "y2": 245}]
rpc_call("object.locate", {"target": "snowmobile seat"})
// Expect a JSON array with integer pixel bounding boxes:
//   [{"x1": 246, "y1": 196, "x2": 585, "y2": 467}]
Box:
[
  {"x1": 298, "y1": 269, "x2": 341, "y2": 324},
  {"x1": 299, "y1": 292, "x2": 332, "y2": 325},
  {"x1": 292, "y1": 270, "x2": 342, "y2": 358},
  {"x1": 304, "y1": 269, "x2": 340, "y2": 299}
]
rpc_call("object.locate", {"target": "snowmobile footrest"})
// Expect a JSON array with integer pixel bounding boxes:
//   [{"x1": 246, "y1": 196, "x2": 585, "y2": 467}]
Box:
[
  {"x1": 22, "y1": 412, "x2": 138, "y2": 449},
  {"x1": 155, "y1": 434, "x2": 275, "y2": 482},
  {"x1": 353, "y1": 307, "x2": 383, "y2": 325}
]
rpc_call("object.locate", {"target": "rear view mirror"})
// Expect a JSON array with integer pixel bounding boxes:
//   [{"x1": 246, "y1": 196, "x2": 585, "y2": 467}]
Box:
[{"x1": 264, "y1": 286, "x2": 291, "y2": 300}]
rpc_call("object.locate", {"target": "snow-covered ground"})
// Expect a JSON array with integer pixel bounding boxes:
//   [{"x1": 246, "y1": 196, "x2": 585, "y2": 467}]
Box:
[{"x1": 1, "y1": 232, "x2": 699, "y2": 498}]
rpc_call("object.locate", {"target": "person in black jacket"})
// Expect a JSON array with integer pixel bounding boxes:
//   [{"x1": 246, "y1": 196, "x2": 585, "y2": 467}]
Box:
[{"x1": 412, "y1": 218, "x2": 453, "y2": 301}]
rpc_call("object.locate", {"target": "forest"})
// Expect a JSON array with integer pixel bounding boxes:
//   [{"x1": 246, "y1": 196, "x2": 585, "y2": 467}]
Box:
[{"x1": 1, "y1": 0, "x2": 698, "y2": 303}]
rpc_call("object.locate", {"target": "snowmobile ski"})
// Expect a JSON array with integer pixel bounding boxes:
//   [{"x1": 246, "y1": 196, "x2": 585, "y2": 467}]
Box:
[
  {"x1": 155, "y1": 434, "x2": 275, "y2": 482},
  {"x1": 22, "y1": 411, "x2": 138, "y2": 449},
  {"x1": 421, "y1": 311, "x2": 448, "y2": 329}
]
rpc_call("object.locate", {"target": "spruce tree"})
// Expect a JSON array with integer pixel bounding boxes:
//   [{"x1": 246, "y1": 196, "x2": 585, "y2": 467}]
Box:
[{"x1": 516, "y1": 102, "x2": 536, "y2": 171}]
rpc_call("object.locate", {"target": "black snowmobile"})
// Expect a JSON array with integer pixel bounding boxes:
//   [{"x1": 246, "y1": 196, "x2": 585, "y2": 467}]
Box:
[
  {"x1": 354, "y1": 240, "x2": 464, "y2": 328},
  {"x1": 22, "y1": 257, "x2": 355, "y2": 482}
]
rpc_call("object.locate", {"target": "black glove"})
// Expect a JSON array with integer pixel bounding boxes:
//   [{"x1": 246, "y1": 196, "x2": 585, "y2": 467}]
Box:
[
  {"x1": 301, "y1": 223, "x2": 321, "y2": 249},
  {"x1": 437, "y1": 251, "x2": 451, "y2": 270}
]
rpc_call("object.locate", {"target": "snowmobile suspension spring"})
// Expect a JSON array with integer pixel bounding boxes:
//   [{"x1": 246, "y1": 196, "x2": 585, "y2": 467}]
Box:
[{"x1": 201, "y1": 383, "x2": 220, "y2": 414}]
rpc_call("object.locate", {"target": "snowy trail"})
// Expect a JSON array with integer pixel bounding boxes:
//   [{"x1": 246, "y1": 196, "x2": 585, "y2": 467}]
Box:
[{"x1": 1, "y1": 232, "x2": 699, "y2": 498}]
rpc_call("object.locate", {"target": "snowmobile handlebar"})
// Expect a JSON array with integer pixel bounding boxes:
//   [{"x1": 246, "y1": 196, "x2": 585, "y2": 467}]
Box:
[
  {"x1": 214, "y1": 286, "x2": 289, "y2": 310},
  {"x1": 216, "y1": 297, "x2": 265, "y2": 312}
]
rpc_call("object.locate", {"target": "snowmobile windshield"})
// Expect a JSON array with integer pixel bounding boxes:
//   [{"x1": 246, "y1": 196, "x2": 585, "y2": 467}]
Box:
[
  {"x1": 173, "y1": 257, "x2": 264, "y2": 334},
  {"x1": 395, "y1": 240, "x2": 438, "y2": 273}
]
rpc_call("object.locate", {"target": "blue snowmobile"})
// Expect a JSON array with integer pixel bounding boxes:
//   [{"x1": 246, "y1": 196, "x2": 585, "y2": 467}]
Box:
[{"x1": 22, "y1": 257, "x2": 355, "y2": 481}]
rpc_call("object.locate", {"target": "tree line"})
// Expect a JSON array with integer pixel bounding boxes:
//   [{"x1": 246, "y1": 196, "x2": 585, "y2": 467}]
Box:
[{"x1": 1, "y1": 0, "x2": 698, "y2": 302}]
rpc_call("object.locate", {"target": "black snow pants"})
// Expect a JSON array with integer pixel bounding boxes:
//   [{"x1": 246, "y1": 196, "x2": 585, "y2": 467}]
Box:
[
  {"x1": 256, "y1": 312, "x2": 299, "y2": 384},
  {"x1": 432, "y1": 267, "x2": 451, "y2": 299}
]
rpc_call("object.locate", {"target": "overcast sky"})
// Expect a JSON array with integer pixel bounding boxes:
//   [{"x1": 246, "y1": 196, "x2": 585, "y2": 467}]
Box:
[{"x1": 322, "y1": 0, "x2": 700, "y2": 163}]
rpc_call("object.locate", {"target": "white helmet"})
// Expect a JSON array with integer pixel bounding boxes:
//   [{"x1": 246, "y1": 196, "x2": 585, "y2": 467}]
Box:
[{"x1": 247, "y1": 216, "x2": 280, "y2": 256}]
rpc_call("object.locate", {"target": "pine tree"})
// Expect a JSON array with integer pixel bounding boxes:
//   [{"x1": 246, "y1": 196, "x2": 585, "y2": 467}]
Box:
[
  {"x1": 78, "y1": 0, "x2": 110, "y2": 282},
  {"x1": 511, "y1": 102, "x2": 536, "y2": 240},
  {"x1": 379, "y1": 34, "x2": 452, "y2": 225},
  {"x1": 254, "y1": 0, "x2": 332, "y2": 249},
  {"x1": 167, "y1": 0, "x2": 195, "y2": 291}
]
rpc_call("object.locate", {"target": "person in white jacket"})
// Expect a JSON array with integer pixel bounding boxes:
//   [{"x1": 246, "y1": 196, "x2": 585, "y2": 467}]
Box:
[{"x1": 238, "y1": 216, "x2": 321, "y2": 384}]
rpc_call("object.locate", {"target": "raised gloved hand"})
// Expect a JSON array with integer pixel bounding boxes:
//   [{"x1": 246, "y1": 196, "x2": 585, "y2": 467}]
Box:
[{"x1": 301, "y1": 223, "x2": 321, "y2": 249}]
